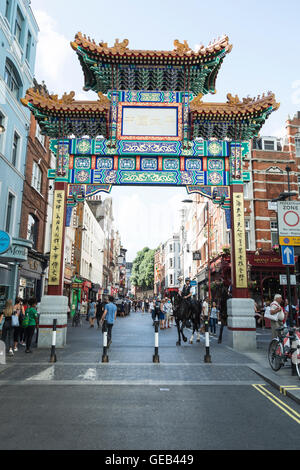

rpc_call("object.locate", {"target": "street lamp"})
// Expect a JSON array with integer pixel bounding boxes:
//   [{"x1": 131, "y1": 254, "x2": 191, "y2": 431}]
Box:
[{"x1": 182, "y1": 198, "x2": 211, "y2": 301}]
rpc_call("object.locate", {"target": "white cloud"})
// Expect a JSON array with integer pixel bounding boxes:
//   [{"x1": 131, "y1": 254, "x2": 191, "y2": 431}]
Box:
[
  {"x1": 34, "y1": 10, "x2": 74, "y2": 84},
  {"x1": 106, "y1": 188, "x2": 186, "y2": 261}
]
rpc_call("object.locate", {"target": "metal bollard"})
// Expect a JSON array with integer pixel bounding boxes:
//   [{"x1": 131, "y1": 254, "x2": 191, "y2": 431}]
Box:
[
  {"x1": 102, "y1": 320, "x2": 109, "y2": 363},
  {"x1": 49, "y1": 319, "x2": 57, "y2": 363},
  {"x1": 153, "y1": 320, "x2": 160, "y2": 363},
  {"x1": 0, "y1": 340, "x2": 6, "y2": 365},
  {"x1": 204, "y1": 319, "x2": 212, "y2": 363}
]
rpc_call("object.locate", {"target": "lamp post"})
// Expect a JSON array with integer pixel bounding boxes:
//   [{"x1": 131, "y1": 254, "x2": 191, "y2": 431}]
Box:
[{"x1": 182, "y1": 198, "x2": 211, "y2": 301}]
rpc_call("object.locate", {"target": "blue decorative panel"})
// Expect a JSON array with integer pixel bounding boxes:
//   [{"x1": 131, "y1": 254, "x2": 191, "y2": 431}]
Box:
[
  {"x1": 75, "y1": 157, "x2": 91, "y2": 169},
  {"x1": 208, "y1": 159, "x2": 224, "y2": 171},
  {"x1": 186, "y1": 159, "x2": 202, "y2": 170},
  {"x1": 141, "y1": 158, "x2": 158, "y2": 171},
  {"x1": 163, "y1": 158, "x2": 179, "y2": 171},
  {"x1": 119, "y1": 158, "x2": 136, "y2": 170},
  {"x1": 97, "y1": 158, "x2": 113, "y2": 170}
]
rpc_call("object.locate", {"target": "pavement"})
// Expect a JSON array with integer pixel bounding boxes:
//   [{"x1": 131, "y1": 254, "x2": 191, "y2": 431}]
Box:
[{"x1": 0, "y1": 310, "x2": 299, "y2": 404}]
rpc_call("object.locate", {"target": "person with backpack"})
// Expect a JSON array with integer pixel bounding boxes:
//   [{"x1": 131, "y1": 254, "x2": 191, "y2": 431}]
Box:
[
  {"x1": 1, "y1": 299, "x2": 14, "y2": 356},
  {"x1": 23, "y1": 297, "x2": 38, "y2": 353}
]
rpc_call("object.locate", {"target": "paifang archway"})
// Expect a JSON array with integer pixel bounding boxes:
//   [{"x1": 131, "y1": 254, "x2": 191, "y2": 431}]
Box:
[{"x1": 21, "y1": 33, "x2": 279, "y2": 305}]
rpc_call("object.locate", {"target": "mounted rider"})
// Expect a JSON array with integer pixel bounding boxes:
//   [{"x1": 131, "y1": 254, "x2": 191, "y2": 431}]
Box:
[{"x1": 180, "y1": 278, "x2": 193, "y2": 303}]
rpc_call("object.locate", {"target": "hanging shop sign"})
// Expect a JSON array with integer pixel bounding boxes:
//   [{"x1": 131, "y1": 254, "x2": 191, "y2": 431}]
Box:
[
  {"x1": 233, "y1": 193, "x2": 247, "y2": 288},
  {"x1": 0, "y1": 231, "x2": 11, "y2": 255},
  {"x1": 48, "y1": 190, "x2": 66, "y2": 286},
  {"x1": 0, "y1": 237, "x2": 31, "y2": 262}
]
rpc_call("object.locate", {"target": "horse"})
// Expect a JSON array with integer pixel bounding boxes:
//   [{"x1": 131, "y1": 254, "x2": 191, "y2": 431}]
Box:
[
  {"x1": 173, "y1": 295, "x2": 201, "y2": 346},
  {"x1": 188, "y1": 298, "x2": 202, "y2": 344}
]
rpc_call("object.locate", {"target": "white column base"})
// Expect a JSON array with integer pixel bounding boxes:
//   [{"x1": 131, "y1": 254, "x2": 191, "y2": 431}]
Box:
[
  {"x1": 37, "y1": 296, "x2": 68, "y2": 349},
  {"x1": 227, "y1": 298, "x2": 257, "y2": 351}
]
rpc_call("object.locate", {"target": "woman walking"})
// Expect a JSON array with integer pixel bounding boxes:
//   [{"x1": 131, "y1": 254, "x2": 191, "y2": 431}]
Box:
[
  {"x1": 209, "y1": 301, "x2": 219, "y2": 336},
  {"x1": 13, "y1": 298, "x2": 25, "y2": 352},
  {"x1": 88, "y1": 300, "x2": 96, "y2": 328},
  {"x1": 1, "y1": 300, "x2": 14, "y2": 356},
  {"x1": 159, "y1": 299, "x2": 165, "y2": 329}
]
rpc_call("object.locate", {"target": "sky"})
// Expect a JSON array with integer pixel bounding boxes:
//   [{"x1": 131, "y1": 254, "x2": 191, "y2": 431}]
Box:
[{"x1": 29, "y1": 0, "x2": 300, "y2": 260}]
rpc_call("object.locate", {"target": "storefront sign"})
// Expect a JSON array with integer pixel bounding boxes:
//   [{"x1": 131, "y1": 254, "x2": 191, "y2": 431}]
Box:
[
  {"x1": 48, "y1": 190, "x2": 65, "y2": 286},
  {"x1": 0, "y1": 238, "x2": 31, "y2": 262},
  {"x1": 0, "y1": 231, "x2": 11, "y2": 255},
  {"x1": 233, "y1": 193, "x2": 247, "y2": 288},
  {"x1": 280, "y1": 274, "x2": 296, "y2": 286}
]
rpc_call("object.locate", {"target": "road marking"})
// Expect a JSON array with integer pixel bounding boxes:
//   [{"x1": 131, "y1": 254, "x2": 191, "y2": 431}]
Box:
[
  {"x1": 280, "y1": 385, "x2": 300, "y2": 396},
  {"x1": 253, "y1": 384, "x2": 300, "y2": 424},
  {"x1": 26, "y1": 366, "x2": 55, "y2": 381},
  {"x1": 78, "y1": 368, "x2": 97, "y2": 381}
]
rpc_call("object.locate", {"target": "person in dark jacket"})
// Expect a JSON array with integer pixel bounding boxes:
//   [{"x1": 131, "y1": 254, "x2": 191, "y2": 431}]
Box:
[
  {"x1": 218, "y1": 288, "x2": 229, "y2": 344},
  {"x1": 96, "y1": 299, "x2": 104, "y2": 329}
]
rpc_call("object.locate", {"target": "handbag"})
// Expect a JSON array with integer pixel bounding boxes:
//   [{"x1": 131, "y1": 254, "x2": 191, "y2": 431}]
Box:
[
  {"x1": 264, "y1": 303, "x2": 283, "y2": 322},
  {"x1": 11, "y1": 314, "x2": 19, "y2": 327}
]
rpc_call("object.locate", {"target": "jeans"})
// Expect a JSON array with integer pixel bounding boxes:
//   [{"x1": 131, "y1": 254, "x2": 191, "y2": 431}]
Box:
[
  {"x1": 210, "y1": 318, "x2": 217, "y2": 334},
  {"x1": 2, "y1": 319, "x2": 13, "y2": 350},
  {"x1": 107, "y1": 323, "x2": 113, "y2": 343},
  {"x1": 25, "y1": 326, "x2": 36, "y2": 351}
]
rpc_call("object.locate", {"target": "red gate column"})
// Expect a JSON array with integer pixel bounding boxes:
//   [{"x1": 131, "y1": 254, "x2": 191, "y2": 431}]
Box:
[
  {"x1": 47, "y1": 181, "x2": 68, "y2": 296},
  {"x1": 230, "y1": 184, "x2": 249, "y2": 299}
]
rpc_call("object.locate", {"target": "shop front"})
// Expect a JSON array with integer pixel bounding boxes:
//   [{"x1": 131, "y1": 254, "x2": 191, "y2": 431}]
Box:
[
  {"x1": 18, "y1": 251, "x2": 48, "y2": 302},
  {"x1": 70, "y1": 276, "x2": 83, "y2": 318},
  {"x1": 0, "y1": 234, "x2": 32, "y2": 307},
  {"x1": 165, "y1": 287, "x2": 179, "y2": 301}
]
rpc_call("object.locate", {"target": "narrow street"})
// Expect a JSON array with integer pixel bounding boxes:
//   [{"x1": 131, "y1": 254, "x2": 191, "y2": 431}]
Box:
[{"x1": 0, "y1": 311, "x2": 299, "y2": 451}]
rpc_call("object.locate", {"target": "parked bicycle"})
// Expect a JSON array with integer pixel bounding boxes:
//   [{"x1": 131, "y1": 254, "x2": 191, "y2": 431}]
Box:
[{"x1": 268, "y1": 326, "x2": 300, "y2": 378}]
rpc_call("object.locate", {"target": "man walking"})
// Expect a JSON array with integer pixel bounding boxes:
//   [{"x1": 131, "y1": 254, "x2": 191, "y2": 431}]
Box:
[
  {"x1": 96, "y1": 299, "x2": 104, "y2": 329},
  {"x1": 101, "y1": 296, "x2": 117, "y2": 348}
]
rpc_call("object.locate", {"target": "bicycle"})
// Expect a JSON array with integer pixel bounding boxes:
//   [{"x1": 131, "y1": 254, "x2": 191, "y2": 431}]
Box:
[{"x1": 268, "y1": 326, "x2": 300, "y2": 378}]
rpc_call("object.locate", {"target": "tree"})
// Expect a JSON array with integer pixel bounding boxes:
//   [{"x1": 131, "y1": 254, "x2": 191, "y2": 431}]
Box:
[{"x1": 131, "y1": 247, "x2": 155, "y2": 289}]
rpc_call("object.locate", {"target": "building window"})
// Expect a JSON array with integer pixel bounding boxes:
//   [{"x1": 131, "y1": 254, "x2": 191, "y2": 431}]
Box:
[
  {"x1": 27, "y1": 214, "x2": 39, "y2": 249},
  {"x1": 36, "y1": 124, "x2": 46, "y2": 147},
  {"x1": 0, "y1": 112, "x2": 5, "y2": 151},
  {"x1": 169, "y1": 244, "x2": 173, "y2": 252},
  {"x1": 5, "y1": 193, "x2": 15, "y2": 233},
  {"x1": 32, "y1": 162, "x2": 42, "y2": 193},
  {"x1": 245, "y1": 220, "x2": 251, "y2": 250},
  {"x1": 263, "y1": 139, "x2": 276, "y2": 151},
  {"x1": 12, "y1": 132, "x2": 19, "y2": 166},
  {"x1": 271, "y1": 221, "x2": 279, "y2": 247},
  {"x1": 169, "y1": 258, "x2": 173, "y2": 268},
  {"x1": 14, "y1": 7, "x2": 24, "y2": 45},
  {"x1": 5, "y1": 0, "x2": 11, "y2": 21},
  {"x1": 295, "y1": 137, "x2": 300, "y2": 157},
  {"x1": 26, "y1": 31, "x2": 32, "y2": 61},
  {"x1": 4, "y1": 59, "x2": 22, "y2": 99},
  {"x1": 170, "y1": 274, "x2": 173, "y2": 285}
]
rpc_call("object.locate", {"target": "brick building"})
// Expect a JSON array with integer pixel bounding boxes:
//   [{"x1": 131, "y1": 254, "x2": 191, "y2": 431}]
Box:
[{"x1": 18, "y1": 113, "x2": 51, "y2": 301}]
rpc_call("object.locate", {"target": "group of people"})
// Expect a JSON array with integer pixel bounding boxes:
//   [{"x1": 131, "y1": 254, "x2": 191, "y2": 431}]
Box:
[
  {"x1": 0, "y1": 297, "x2": 38, "y2": 356},
  {"x1": 149, "y1": 297, "x2": 174, "y2": 329}
]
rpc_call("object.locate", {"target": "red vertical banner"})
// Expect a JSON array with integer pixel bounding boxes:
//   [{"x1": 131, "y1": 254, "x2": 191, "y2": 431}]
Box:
[{"x1": 48, "y1": 181, "x2": 68, "y2": 296}]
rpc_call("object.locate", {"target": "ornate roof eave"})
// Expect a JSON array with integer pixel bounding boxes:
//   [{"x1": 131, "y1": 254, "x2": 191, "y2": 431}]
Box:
[
  {"x1": 21, "y1": 87, "x2": 110, "y2": 138},
  {"x1": 71, "y1": 34, "x2": 233, "y2": 95},
  {"x1": 190, "y1": 92, "x2": 280, "y2": 118},
  {"x1": 71, "y1": 32, "x2": 233, "y2": 64},
  {"x1": 190, "y1": 92, "x2": 280, "y2": 140}
]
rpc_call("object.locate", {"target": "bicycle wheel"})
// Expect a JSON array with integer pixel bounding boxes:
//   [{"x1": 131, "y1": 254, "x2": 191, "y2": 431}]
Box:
[{"x1": 268, "y1": 339, "x2": 284, "y2": 371}]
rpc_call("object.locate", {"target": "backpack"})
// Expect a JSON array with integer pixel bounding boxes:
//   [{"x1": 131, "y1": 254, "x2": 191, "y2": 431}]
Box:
[{"x1": 22, "y1": 311, "x2": 30, "y2": 328}]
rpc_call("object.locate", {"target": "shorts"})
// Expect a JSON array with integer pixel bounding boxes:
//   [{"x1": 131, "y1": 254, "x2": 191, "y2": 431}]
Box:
[{"x1": 159, "y1": 312, "x2": 165, "y2": 320}]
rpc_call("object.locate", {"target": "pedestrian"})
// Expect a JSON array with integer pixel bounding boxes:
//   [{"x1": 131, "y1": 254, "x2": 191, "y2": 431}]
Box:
[
  {"x1": 96, "y1": 299, "x2": 103, "y2": 329},
  {"x1": 218, "y1": 289, "x2": 228, "y2": 344},
  {"x1": 159, "y1": 299, "x2": 165, "y2": 329},
  {"x1": 202, "y1": 296, "x2": 209, "y2": 332},
  {"x1": 284, "y1": 299, "x2": 296, "y2": 327},
  {"x1": 88, "y1": 299, "x2": 96, "y2": 328},
  {"x1": 1, "y1": 299, "x2": 14, "y2": 356},
  {"x1": 101, "y1": 296, "x2": 117, "y2": 348},
  {"x1": 13, "y1": 297, "x2": 25, "y2": 351},
  {"x1": 209, "y1": 301, "x2": 219, "y2": 336},
  {"x1": 19, "y1": 299, "x2": 28, "y2": 345},
  {"x1": 23, "y1": 297, "x2": 38, "y2": 353},
  {"x1": 269, "y1": 294, "x2": 285, "y2": 339},
  {"x1": 164, "y1": 298, "x2": 173, "y2": 328}
]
